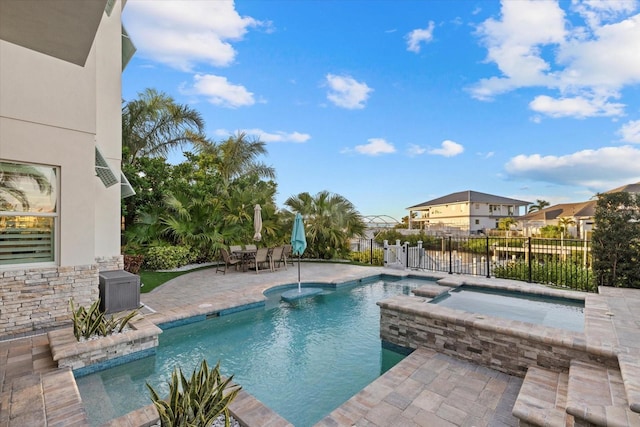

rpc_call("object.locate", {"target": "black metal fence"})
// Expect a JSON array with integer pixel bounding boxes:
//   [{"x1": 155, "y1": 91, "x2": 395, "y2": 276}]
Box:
[
  {"x1": 349, "y1": 238, "x2": 385, "y2": 266},
  {"x1": 351, "y1": 236, "x2": 595, "y2": 292}
]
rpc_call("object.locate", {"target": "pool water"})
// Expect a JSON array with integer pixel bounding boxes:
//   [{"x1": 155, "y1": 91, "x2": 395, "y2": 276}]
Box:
[
  {"x1": 76, "y1": 278, "x2": 422, "y2": 427},
  {"x1": 430, "y1": 285, "x2": 584, "y2": 332}
]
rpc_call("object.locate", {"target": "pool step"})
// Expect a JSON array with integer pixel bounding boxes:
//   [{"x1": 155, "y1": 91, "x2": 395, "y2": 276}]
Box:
[
  {"x1": 566, "y1": 360, "x2": 640, "y2": 427},
  {"x1": 512, "y1": 366, "x2": 574, "y2": 427},
  {"x1": 5, "y1": 368, "x2": 88, "y2": 427}
]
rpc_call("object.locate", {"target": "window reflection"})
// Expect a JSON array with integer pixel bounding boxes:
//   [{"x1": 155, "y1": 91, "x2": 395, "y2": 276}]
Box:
[{"x1": 1, "y1": 161, "x2": 58, "y2": 265}]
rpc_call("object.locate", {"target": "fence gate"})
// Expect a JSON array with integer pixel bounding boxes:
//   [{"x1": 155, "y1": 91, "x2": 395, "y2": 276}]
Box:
[{"x1": 384, "y1": 240, "x2": 406, "y2": 269}]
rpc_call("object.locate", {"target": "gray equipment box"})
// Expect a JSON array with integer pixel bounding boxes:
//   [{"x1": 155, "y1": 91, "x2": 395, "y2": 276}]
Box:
[{"x1": 98, "y1": 270, "x2": 140, "y2": 314}]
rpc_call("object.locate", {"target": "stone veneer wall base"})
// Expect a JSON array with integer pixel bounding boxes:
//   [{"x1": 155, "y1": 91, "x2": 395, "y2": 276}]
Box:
[
  {"x1": 378, "y1": 295, "x2": 617, "y2": 378},
  {"x1": 0, "y1": 256, "x2": 124, "y2": 340},
  {"x1": 48, "y1": 315, "x2": 161, "y2": 374}
]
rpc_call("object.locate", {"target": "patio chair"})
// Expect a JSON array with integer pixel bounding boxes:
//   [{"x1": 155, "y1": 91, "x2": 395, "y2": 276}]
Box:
[
  {"x1": 248, "y1": 247, "x2": 271, "y2": 273},
  {"x1": 229, "y1": 245, "x2": 242, "y2": 260},
  {"x1": 244, "y1": 244, "x2": 257, "y2": 251},
  {"x1": 269, "y1": 246, "x2": 285, "y2": 271},
  {"x1": 216, "y1": 248, "x2": 241, "y2": 275},
  {"x1": 282, "y1": 244, "x2": 293, "y2": 268}
]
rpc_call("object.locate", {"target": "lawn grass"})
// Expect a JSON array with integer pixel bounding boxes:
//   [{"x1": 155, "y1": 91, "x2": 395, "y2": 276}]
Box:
[{"x1": 139, "y1": 265, "x2": 216, "y2": 293}]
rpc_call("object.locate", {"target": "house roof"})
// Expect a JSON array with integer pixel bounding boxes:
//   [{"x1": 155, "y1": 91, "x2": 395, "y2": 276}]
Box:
[
  {"x1": 407, "y1": 190, "x2": 530, "y2": 210},
  {"x1": 604, "y1": 182, "x2": 640, "y2": 194},
  {"x1": 518, "y1": 200, "x2": 596, "y2": 221}
]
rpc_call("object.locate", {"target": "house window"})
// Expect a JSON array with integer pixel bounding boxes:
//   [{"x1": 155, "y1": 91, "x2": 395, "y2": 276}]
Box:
[
  {"x1": 0, "y1": 161, "x2": 58, "y2": 266},
  {"x1": 475, "y1": 219, "x2": 480, "y2": 225}
]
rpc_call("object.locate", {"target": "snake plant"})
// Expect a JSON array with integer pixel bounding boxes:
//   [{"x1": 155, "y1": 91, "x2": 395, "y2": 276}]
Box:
[
  {"x1": 147, "y1": 360, "x2": 241, "y2": 427},
  {"x1": 69, "y1": 298, "x2": 138, "y2": 341}
]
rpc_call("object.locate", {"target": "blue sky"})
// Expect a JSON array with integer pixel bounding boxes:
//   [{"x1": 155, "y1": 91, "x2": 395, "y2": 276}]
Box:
[{"x1": 122, "y1": 0, "x2": 640, "y2": 222}]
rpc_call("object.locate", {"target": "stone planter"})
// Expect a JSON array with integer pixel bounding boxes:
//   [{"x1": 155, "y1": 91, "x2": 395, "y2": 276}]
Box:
[{"x1": 48, "y1": 316, "x2": 162, "y2": 376}]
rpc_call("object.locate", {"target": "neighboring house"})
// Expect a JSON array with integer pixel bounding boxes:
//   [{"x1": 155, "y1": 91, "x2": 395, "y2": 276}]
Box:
[
  {"x1": 516, "y1": 181, "x2": 640, "y2": 239},
  {"x1": 407, "y1": 190, "x2": 530, "y2": 234},
  {"x1": 0, "y1": 0, "x2": 133, "y2": 339},
  {"x1": 517, "y1": 201, "x2": 596, "y2": 239},
  {"x1": 604, "y1": 182, "x2": 640, "y2": 195}
]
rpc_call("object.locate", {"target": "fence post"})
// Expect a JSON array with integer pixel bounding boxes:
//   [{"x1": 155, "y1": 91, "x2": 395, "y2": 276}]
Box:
[
  {"x1": 370, "y1": 238, "x2": 373, "y2": 265},
  {"x1": 485, "y1": 235, "x2": 490, "y2": 278},
  {"x1": 383, "y1": 240, "x2": 388, "y2": 267},
  {"x1": 528, "y1": 236, "x2": 532, "y2": 283},
  {"x1": 404, "y1": 242, "x2": 409, "y2": 269},
  {"x1": 448, "y1": 236, "x2": 453, "y2": 275}
]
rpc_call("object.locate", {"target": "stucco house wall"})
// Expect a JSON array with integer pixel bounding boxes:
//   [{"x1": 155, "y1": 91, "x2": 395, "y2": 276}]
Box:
[{"x1": 0, "y1": 0, "x2": 124, "y2": 339}]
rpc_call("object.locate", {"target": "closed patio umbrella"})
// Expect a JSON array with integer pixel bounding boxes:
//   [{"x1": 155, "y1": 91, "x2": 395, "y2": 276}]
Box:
[
  {"x1": 291, "y1": 213, "x2": 307, "y2": 292},
  {"x1": 253, "y1": 204, "x2": 262, "y2": 241}
]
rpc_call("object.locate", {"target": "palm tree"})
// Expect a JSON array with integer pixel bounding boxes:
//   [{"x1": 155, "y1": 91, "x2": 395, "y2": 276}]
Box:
[
  {"x1": 528, "y1": 199, "x2": 550, "y2": 213},
  {"x1": 498, "y1": 217, "x2": 518, "y2": 236},
  {"x1": 122, "y1": 88, "x2": 207, "y2": 165},
  {"x1": 558, "y1": 217, "x2": 576, "y2": 237},
  {"x1": 195, "y1": 132, "x2": 275, "y2": 186},
  {"x1": 284, "y1": 191, "x2": 366, "y2": 259}
]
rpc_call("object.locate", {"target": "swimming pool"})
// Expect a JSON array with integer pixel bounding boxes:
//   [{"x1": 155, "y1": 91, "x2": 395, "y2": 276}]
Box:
[
  {"x1": 75, "y1": 277, "x2": 423, "y2": 426},
  {"x1": 429, "y1": 285, "x2": 584, "y2": 332}
]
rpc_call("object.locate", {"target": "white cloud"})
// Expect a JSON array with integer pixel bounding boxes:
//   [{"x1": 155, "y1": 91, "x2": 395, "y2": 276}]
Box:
[
  {"x1": 123, "y1": 0, "x2": 261, "y2": 71},
  {"x1": 406, "y1": 21, "x2": 435, "y2": 53},
  {"x1": 470, "y1": 0, "x2": 640, "y2": 119},
  {"x1": 556, "y1": 15, "x2": 640, "y2": 90},
  {"x1": 428, "y1": 140, "x2": 464, "y2": 157},
  {"x1": 407, "y1": 144, "x2": 427, "y2": 157},
  {"x1": 471, "y1": 0, "x2": 566, "y2": 100},
  {"x1": 477, "y1": 151, "x2": 495, "y2": 158},
  {"x1": 353, "y1": 138, "x2": 396, "y2": 156},
  {"x1": 572, "y1": 0, "x2": 638, "y2": 28},
  {"x1": 529, "y1": 95, "x2": 625, "y2": 118},
  {"x1": 242, "y1": 129, "x2": 311, "y2": 143},
  {"x1": 325, "y1": 74, "x2": 373, "y2": 109},
  {"x1": 214, "y1": 128, "x2": 310, "y2": 143},
  {"x1": 619, "y1": 120, "x2": 640, "y2": 143},
  {"x1": 504, "y1": 145, "x2": 640, "y2": 189},
  {"x1": 182, "y1": 74, "x2": 255, "y2": 108}
]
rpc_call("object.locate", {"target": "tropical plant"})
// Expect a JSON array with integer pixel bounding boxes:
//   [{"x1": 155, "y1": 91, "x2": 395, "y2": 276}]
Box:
[
  {"x1": 557, "y1": 217, "x2": 576, "y2": 236},
  {"x1": 539, "y1": 224, "x2": 562, "y2": 238},
  {"x1": 122, "y1": 88, "x2": 207, "y2": 166},
  {"x1": 592, "y1": 192, "x2": 640, "y2": 288},
  {"x1": 147, "y1": 360, "x2": 241, "y2": 427},
  {"x1": 69, "y1": 299, "x2": 138, "y2": 341},
  {"x1": 195, "y1": 131, "x2": 276, "y2": 186},
  {"x1": 528, "y1": 199, "x2": 550, "y2": 213},
  {"x1": 121, "y1": 154, "x2": 174, "y2": 229},
  {"x1": 284, "y1": 191, "x2": 366, "y2": 259}
]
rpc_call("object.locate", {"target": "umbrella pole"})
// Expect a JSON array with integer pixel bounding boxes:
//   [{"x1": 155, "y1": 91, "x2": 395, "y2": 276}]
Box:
[{"x1": 297, "y1": 255, "x2": 301, "y2": 292}]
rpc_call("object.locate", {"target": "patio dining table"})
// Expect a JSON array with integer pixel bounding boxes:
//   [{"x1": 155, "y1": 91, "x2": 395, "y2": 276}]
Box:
[{"x1": 232, "y1": 249, "x2": 257, "y2": 272}]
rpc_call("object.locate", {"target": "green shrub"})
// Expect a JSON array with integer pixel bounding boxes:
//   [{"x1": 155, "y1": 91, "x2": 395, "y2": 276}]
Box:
[
  {"x1": 69, "y1": 299, "x2": 138, "y2": 341},
  {"x1": 143, "y1": 245, "x2": 196, "y2": 270},
  {"x1": 348, "y1": 250, "x2": 384, "y2": 266},
  {"x1": 493, "y1": 260, "x2": 595, "y2": 292},
  {"x1": 147, "y1": 360, "x2": 241, "y2": 427}
]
